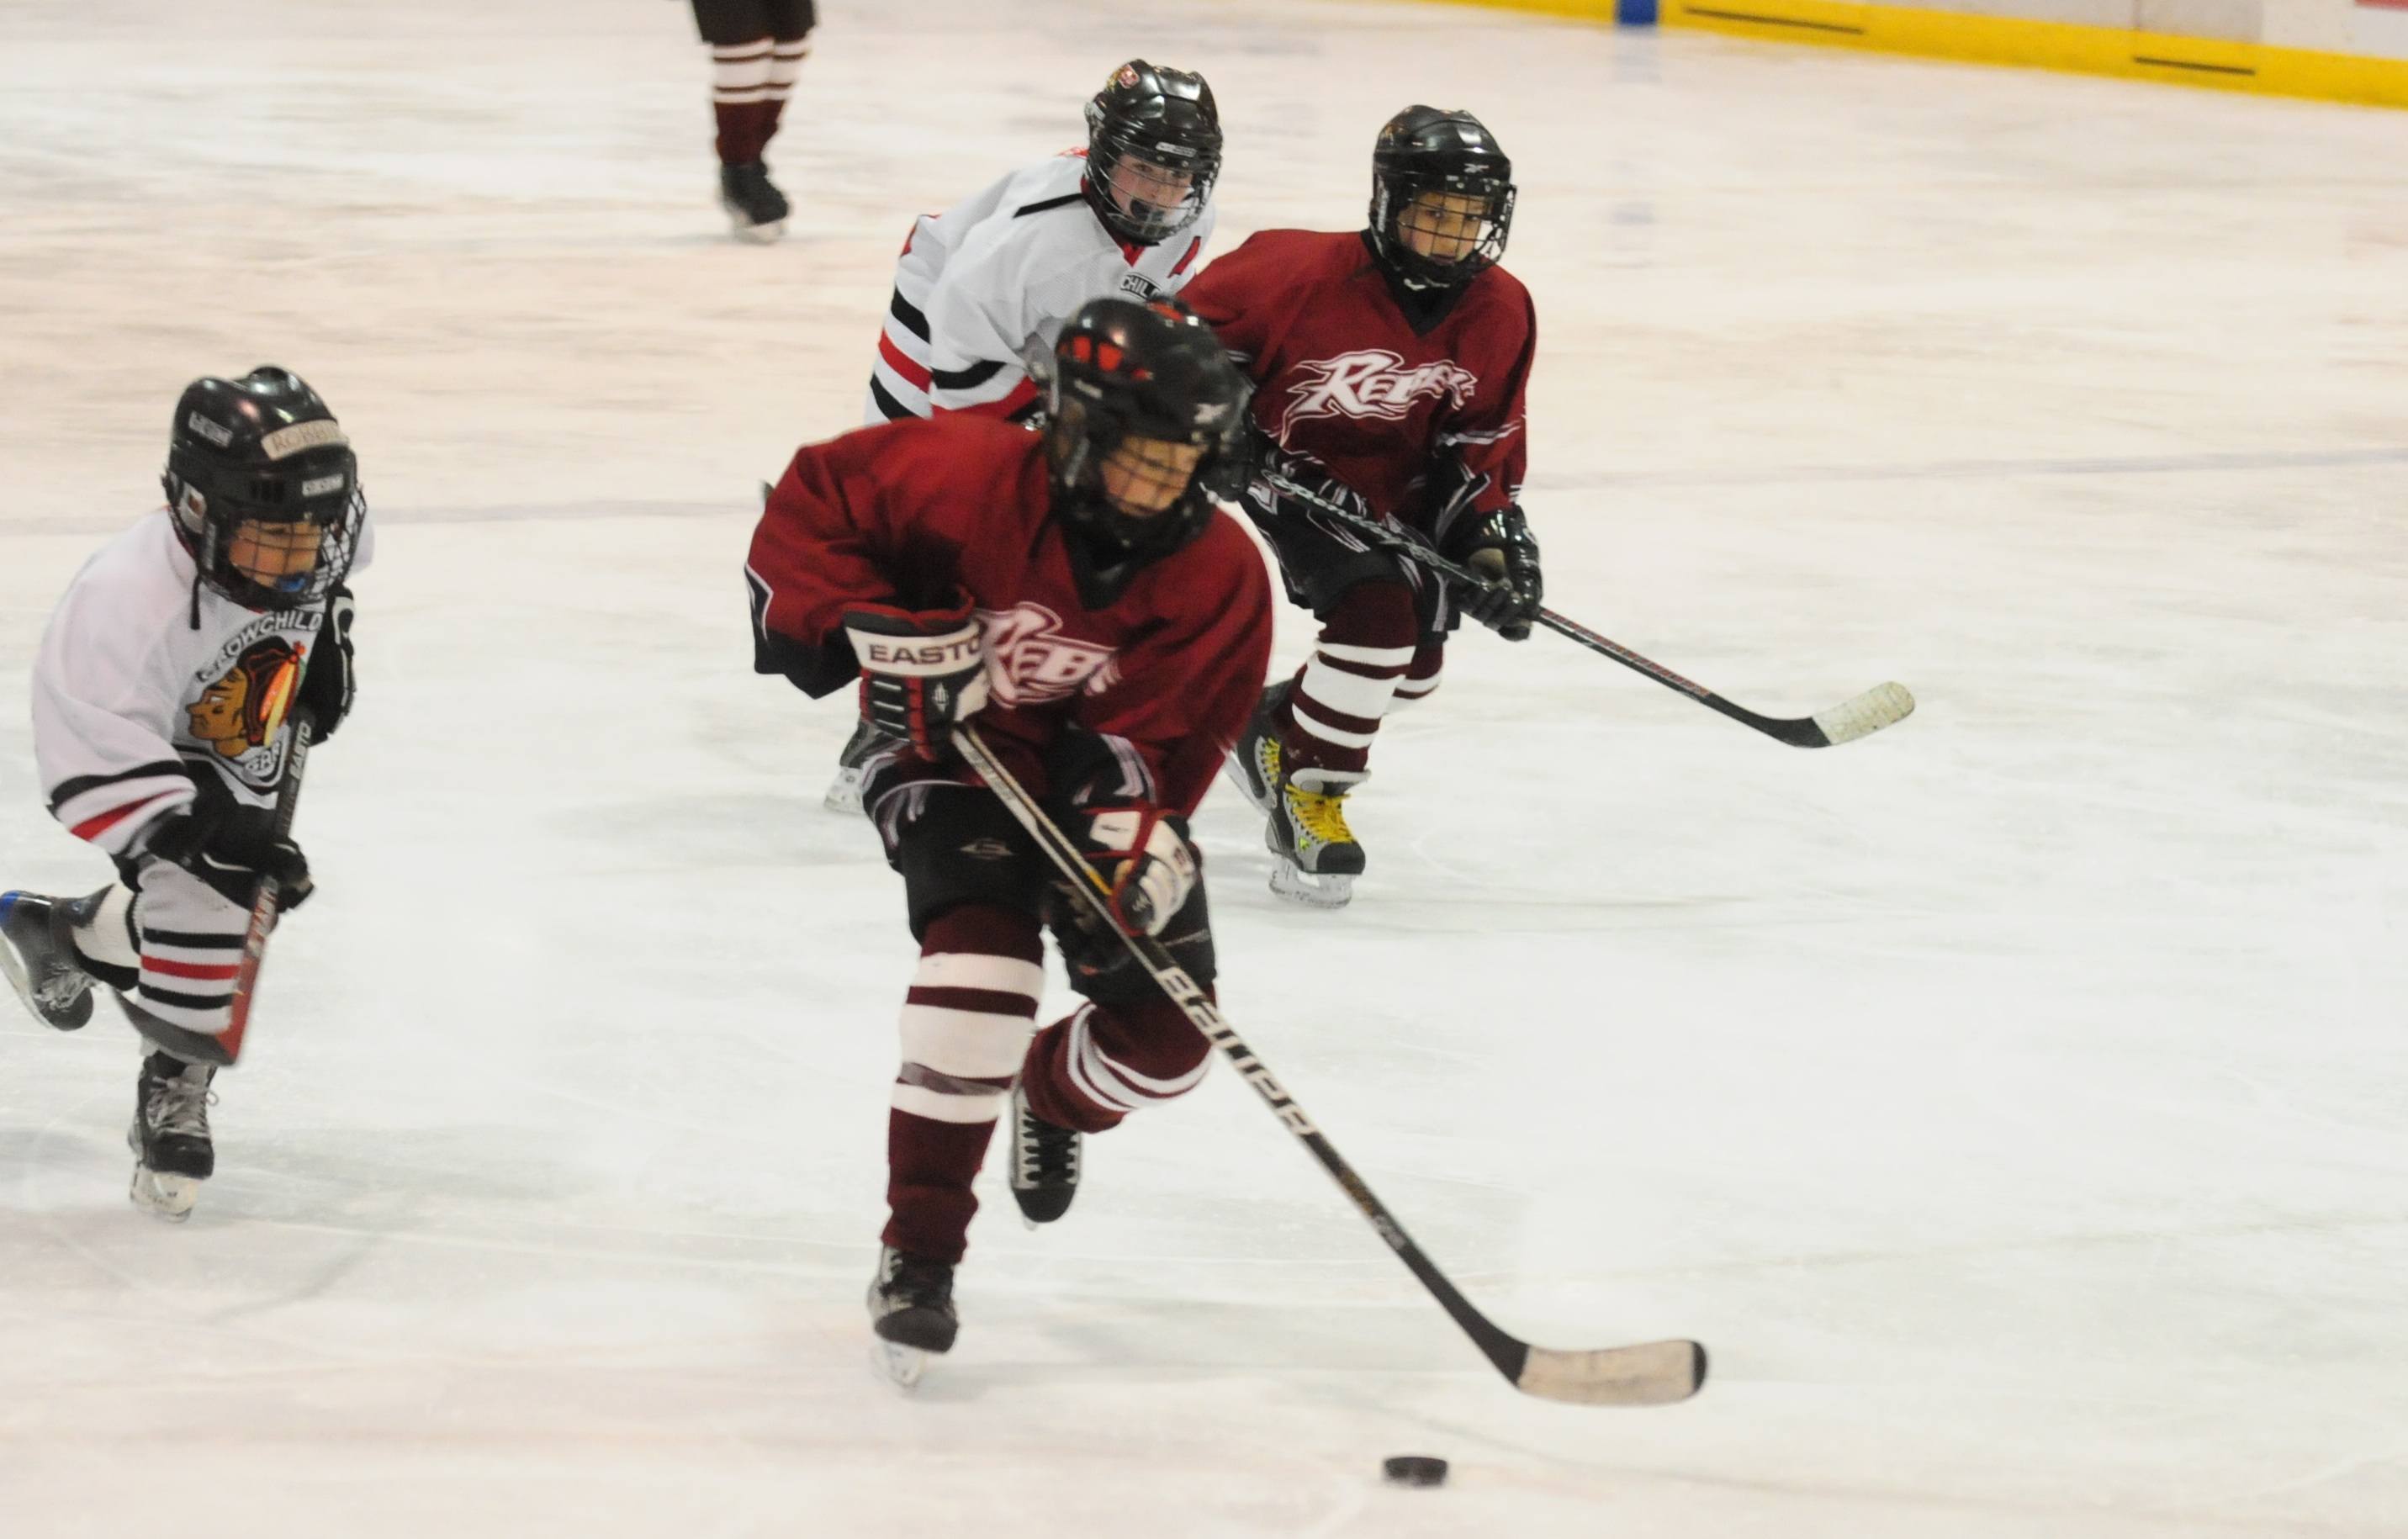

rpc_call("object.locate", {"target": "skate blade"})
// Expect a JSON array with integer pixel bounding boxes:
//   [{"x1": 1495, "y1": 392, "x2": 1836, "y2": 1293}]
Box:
[
  {"x1": 869, "y1": 1338, "x2": 929, "y2": 1391},
  {"x1": 129, "y1": 1163, "x2": 198, "y2": 1222},
  {"x1": 823, "y1": 768, "x2": 865, "y2": 814},
  {"x1": 1269, "y1": 863, "x2": 1353, "y2": 910},
  {"x1": 730, "y1": 218, "x2": 786, "y2": 245}
]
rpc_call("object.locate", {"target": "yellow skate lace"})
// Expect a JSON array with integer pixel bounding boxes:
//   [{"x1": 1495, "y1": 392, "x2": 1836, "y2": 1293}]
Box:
[{"x1": 1283, "y1": 784, "x2": 1356, "y2": 850}]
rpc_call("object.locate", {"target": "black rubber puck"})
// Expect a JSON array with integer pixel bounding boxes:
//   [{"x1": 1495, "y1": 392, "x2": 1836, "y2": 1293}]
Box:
[{"x1": 1382, "y1": 1455, "x2": 1449, "y2": 1487}]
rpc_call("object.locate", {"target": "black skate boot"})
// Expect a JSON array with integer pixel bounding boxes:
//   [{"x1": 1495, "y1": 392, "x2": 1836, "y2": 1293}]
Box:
[
  {"x1": 823, "y1": 718, "x2": 891, "y2": 814},
  {"x1": 1225, "y1": 683, "x2": 1365, "y2": 909},
  {"x1": 720, "y1": 160, "x2": 789, "y2": 243},
  {"x1": 1008, "y1": 1080, "x2": 1081, "y2": 1227},
  {"x1": 867, "y1": 1245, "x2": 958, "y2": 1389},
  {"x1": 0, "y1": 890, "x2": 100, "y2": 1030},
  {"x1": 129, "y1": 1049, "x2": 216, "y2": 1221}
]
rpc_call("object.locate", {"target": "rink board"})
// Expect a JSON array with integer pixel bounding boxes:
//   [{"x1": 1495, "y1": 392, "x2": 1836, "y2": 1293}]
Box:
[{"x1": 1420, "y1": 0, "x2": 2408, "y2": 105}]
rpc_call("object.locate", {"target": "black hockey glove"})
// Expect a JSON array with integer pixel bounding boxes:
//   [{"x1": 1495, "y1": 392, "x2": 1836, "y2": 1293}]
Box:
[
  {"x1": 143, "y1": 812, "x2": 314, "y2": 912},
  {"x1": 843, "y1": 593, "x2": 990, "y2": 759},
  {"x1": 1074, "y1": 807, "x2": 1199, "y2": 937},
  {"x1": 296, "y1": 586, "x2": 356, "y2": 742},
  {"x1": 1448, "y1": 505, "x2": 1543, "y2": 642}
]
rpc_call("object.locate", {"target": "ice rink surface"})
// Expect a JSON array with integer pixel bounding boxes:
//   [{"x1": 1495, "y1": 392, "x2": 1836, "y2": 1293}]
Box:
[{"x1": 3, "y1": 1, "x2": 2405, "y2": 1533}]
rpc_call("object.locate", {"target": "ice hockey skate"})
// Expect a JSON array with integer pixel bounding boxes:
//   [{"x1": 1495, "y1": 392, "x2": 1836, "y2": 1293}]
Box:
[
  {"x1": 867, "y1": 1245, "x2": 958, "y2": 1389},
  {"x1": 0, "y1": 890, "x2": 98, "y2": 1030},
  {"x1": 719, "y1": 160, "x2": 789, "y2": 243},
  {"x1": 1225, "y1": 684, "x2": 1365, "y2": 909},
  {"x1": 1008, "y1": 1080, "x2": 1081, "y2": 1227},
  {"x1": 129, "y1": 1050, "x2": 216, "y2": 1221}
]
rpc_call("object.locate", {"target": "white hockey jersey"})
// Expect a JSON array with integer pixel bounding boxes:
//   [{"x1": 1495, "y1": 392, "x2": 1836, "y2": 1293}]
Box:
[
  {"x1": 30, "y1": 509, "x2": 374, "y2": 859},
  {"x1": 865, "y1": 150, "x2": 1215, "y2": 424}
]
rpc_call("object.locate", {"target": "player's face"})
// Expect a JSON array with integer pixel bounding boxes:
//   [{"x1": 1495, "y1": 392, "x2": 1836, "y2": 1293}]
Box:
[
  {"x1": 227, "y1": 519, "x2": 325, "y2": 589},
  {"x1": 1399, "y1": 190, "x2": 1493, "y2": 265},
  {"x1": 1099, "y1": 435, "x2": 1206, "y2": 518},
  {"x1": 1106, "y1": 156, "x2": 1196, "y2": 225}
]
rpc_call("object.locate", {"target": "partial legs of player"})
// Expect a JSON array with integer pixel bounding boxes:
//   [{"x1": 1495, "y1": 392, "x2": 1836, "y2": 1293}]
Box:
[
  {"x1": 865, "y1": 772, "x2": 1218, "y2": 1388},
  {"x1": 1227, "y1": 567, "x2": 1448, "y2": 907},
  {"x1": 691, "y1": 0, "x2": 815, "y2": 241}
]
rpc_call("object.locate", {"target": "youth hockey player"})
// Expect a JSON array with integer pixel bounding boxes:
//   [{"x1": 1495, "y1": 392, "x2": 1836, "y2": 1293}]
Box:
[
  {"x1": 1181, "y1": 106, "x2": 1541, "y2": 908},
  {"x1": 690, "y1": 0, "x2": 815, "y2": 241},
  {"x1": 745, "y1": 299, "x2": 1269, "y2": 1384},
  {"x1": 0, "y1": 368, "x2": 368, "y2": 1219},
  {"x1": 828, "y1": 58, "x2": 1224, "y2": 812}
]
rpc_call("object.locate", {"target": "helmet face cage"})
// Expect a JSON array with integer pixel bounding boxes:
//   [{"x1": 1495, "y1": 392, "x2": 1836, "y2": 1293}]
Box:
[
  {"x1": 1374, "y1": 172, "x2": 1515, "y2": 287},
  {"x1": 1367, "y1": 107, "x2": 1516, "y2": 288},
  {"x1": 165, "y1": 414, "x2": 363, "y2": 614}
]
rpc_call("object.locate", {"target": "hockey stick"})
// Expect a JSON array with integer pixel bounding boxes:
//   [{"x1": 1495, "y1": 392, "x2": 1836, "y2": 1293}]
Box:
[
  {"x1": 1259, "y1": 470, "x2": 1914, "y2": 748},
  {"x1": 955, "y1": 723, "x2": 1706, "y2": 1406},
  {"x1": 217, "y1": 707, "x2": 316, "y2": 1066}
]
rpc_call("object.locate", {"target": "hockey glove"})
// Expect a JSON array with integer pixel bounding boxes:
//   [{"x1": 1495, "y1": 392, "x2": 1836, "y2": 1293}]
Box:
[
  {"x1": 296, "y1": 586, "x2": 357, "y2": 741},
  {"x1": 1242, "y1": 425, "x2": 1372, "y2": 534},
  {"x1": 1450, "y1": 505, "x2": 1543, "y2": 642},
  {"x1": 1077, "y1": 807, "x2": 1199, "y2": 937},
  {"x1": 143, "y1": 812, "x2": 314, "y2": 912},
  {"x1": 844, "y1": 594, "x2": 991, "y2": 759}
]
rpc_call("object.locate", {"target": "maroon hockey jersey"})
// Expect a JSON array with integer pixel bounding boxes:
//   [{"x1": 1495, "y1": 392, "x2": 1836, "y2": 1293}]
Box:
[
  {"x1": 746, "y1": 414, "x2": 1273, "y2": 814},
  {"x1": 1182, "y1": 228, "x2": 1535, "y2": 530}
]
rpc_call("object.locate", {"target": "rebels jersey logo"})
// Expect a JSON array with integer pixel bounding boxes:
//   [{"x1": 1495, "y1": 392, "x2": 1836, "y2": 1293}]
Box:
[
  {"x1": 979, "y1": 602, "x2": 1121, "y2": 706},
  {"x1": 1280, "y1": 349, "x2": 1479, "y2": 431}
]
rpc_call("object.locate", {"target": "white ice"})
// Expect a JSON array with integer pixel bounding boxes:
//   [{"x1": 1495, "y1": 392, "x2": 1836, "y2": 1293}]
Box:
[{"x1": 3, "y1": 1, "x2": 2405, "y2": 1534}]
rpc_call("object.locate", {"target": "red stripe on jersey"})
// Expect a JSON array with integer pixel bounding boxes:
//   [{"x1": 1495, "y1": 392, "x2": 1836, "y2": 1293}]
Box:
[
  {"x1": 143, "y1": 956, "x2": 242, "y2": 982},
  {"x1": 878, "y1": 332, "x2": 932, "y2": 391},
  {"x1": 1170, "y1": 236, "x2": 1202, "y2": 278},
  {"x1": 71, "y1": 790, "x2": 180, "y2": 844}
]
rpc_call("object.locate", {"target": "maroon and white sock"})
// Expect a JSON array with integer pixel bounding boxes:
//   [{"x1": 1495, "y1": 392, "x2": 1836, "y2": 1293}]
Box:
[
  {"x1": 762, "y1": 34, "x2": 810, "y2": 151},
  {"x1": 1388, "y1": 640, "x2": 1445, "y2": 711},
  {"x1": 1019, "y1": 998, "x2": 1213, "y2": 1134},
  {"x1": 710, "y1": 38, "x2": 774, "y2": 165},
  {"x1": 881, "y1": 904, "x2": 1043, "y2": 1263}
]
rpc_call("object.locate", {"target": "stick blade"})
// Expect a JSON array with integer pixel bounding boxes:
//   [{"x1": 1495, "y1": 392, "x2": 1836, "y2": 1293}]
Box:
[
  {"x1": 1515, "y1": 1337, "x2": 1707, "y2": 1405},
  {"x1": 1810, "y1": 681, "x2": 1916, "y2": 746}
]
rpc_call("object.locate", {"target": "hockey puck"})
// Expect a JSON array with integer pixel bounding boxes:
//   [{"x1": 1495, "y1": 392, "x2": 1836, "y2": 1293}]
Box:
[{"x1": 1382, "y1": 1455, "x2": 1449, "y2": 1488}]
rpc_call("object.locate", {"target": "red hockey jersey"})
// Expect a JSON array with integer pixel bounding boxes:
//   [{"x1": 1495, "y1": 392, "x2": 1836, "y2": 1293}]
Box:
[
  {"x1": 745, "y1": 414, "x2": 1273, "y2": 814},
  {"x1": 1181, "y1": 228, "x2": 1535, "y2": 532}
]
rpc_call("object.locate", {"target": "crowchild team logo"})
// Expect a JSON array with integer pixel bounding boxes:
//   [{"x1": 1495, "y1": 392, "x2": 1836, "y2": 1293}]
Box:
[
  {"x1": 188, "y1": 637, "x2": 304, "y2": 764},
  {"x1": 1279, "y1": 348, "x2": 1479, "y2": 433},
  {"x1": 976, "y1": 603, "x2": 1120, "y2": 706}
]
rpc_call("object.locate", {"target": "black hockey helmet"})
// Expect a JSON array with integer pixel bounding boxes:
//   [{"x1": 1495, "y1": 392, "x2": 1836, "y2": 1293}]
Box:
[
  {"x1": 1083, "y1": 59, "x2": 1222, "y2": 246},
  {"x1": 1367, "y1": 106, "x2": 1516, "y2": 288},
  {"x1": 161, "y1": 367, "x2": 364, "y2": 612},
  {"x1": 1043, "y1": 297, "x2": 1250, "y2": 604}
]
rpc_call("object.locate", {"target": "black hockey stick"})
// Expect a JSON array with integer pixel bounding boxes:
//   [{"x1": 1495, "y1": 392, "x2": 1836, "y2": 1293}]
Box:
[
  {"x1": 955, "y1": 723, "x2": 1706, "y2": 1406},
  {"x1": 1259, "y1": 470, "x2": 1914, "y2": 748}
]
